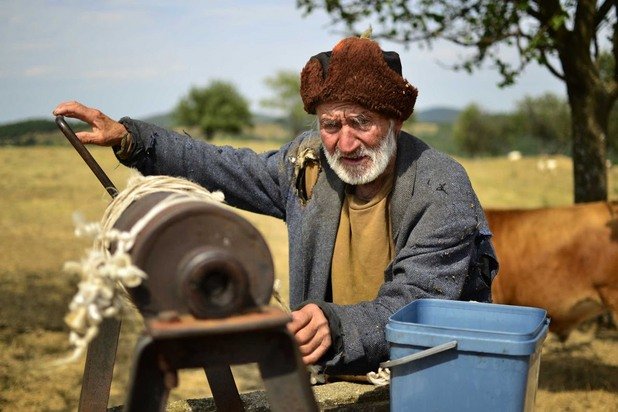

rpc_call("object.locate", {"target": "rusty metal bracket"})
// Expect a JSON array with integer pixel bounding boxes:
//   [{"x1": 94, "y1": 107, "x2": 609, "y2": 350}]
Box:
[
  {"x1": 123, "y1": 308, "x2": 318, "y2": 412},
  {"x1": 77, "y1": 317, "x2": 121, "y2": 411}
]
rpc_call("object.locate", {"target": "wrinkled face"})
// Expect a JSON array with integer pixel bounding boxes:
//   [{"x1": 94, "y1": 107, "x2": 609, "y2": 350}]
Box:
[{"x1": 317, "y1": 102, "x2": 400, "y2": 185}]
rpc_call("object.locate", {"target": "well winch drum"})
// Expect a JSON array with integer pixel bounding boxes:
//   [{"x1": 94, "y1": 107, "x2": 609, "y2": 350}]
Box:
[{"x1": 112, "y1": 191, "x2": 275, "y2": 319}]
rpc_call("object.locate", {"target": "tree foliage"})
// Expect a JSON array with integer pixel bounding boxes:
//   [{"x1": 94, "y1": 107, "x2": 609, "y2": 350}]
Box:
[
  {"x1": 454, "y1": 93, "x2": 573, "y2": 157},
  {"x1": 514, "y1": 92, "x2": 570, "y2": 154},
  {"x1": 454, "y1": 104, "x2": 498, "y2": 156},
  {"x1": 174, "y1": 80, "x2": 252, "y2": 140},
  {"x1": 298, "y1": 0, "x2": 617, "y2": 202},
  {"x1": 260, "y1": 70, "x2": 313, "y2": 136},
  {"x1": 453, "y1": 104, "x2": 519, "y2": 156}
]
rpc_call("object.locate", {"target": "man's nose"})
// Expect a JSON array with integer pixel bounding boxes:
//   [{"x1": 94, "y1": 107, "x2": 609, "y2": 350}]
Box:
[{"x1": 337, "y1": 126, "x2": 360, "y2": 154}]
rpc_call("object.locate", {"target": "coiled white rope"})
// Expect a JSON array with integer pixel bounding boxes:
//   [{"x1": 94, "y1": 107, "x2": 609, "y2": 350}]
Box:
[
  {"x1": 57, "y1": 173, "x2": 224, "y2": 363},
  {"x1": 366, "y1": 367, "x2": 391, "y2": 386}
]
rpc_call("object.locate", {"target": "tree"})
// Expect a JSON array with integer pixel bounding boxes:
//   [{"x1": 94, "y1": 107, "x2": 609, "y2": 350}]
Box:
[
  {"x1": 260, "y1": 70, "x2": 314, "y2": 136},
  {"x1": 609, "y1": 101, "x2": 618, "y2": 161},
  {"x1": 174, "y1": 80, "x2": 252, "y2": 140},
  {"x1": 454, "y1": 104, "x2": 517, "y2": 156},
  {"x1": 454, "y1": 104, "x2": 496, "y2": 156},
  {"x1": 298, "y1": 0, "x2": 617, "y2": 202},
  {"x1": 514, "y1": 92, "x2": 571, "y2": 154},
  {"x1": 599, "y1": 50, "x2": 618, "y2": 161}
]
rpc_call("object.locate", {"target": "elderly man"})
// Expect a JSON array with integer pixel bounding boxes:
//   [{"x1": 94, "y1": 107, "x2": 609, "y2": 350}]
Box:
[{"x1": 53, "y1": 36, "x2": 497, "y2": 375}]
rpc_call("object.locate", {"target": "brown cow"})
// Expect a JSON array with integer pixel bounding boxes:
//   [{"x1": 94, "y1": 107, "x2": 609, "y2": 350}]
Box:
[{"x1": 486, "y1": 201, "x2": 618, "y2": 340}]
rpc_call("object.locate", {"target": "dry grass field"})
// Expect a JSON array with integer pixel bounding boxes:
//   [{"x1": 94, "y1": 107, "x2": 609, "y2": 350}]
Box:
[{"x1": 1, "y1": 135, "x2": 617, "y2": 411}]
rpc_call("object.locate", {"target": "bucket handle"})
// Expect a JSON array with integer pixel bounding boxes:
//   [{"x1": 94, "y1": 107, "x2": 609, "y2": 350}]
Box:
[{"x1": 380, "y1": 340, "x2": 458, "y2": 369}]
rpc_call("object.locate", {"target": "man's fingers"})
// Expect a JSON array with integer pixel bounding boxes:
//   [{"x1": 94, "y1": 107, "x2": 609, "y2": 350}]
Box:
[
  {"x1": 287, "y1": 304, "x2": 332, "y2": 365},
  {"x1": 302, "y1": 348, "x2": 327, "y2": 365},
  {"x1": 53, "y1": 100, "x2": 87, "y2": 114},
  {"x1": 297, "y1": 327, "x2": 331, "y2": 356},
  {"x1": 301, "y1": 338, "x2": 331, "y2": 365},
  {"x1": 287, "y1": 310, "x2": 311, "y2": 334},
  {"x1": 53, "y1": 101, "x2": 88, "y2": 118},
  {"x1": 296, "y1": 328, "x2": 330, "y2": 364},
  {"x1": 53, "y1": 101, "x2": 101, "y2": 125},
  {"x1": 75, "y1": 131, "x2": 100, "y2": 144}
]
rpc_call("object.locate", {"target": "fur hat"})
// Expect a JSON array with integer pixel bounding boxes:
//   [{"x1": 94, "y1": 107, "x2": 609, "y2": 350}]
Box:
[{"x1": 300, "y1": 37, "x2": 418, "y2": 121}]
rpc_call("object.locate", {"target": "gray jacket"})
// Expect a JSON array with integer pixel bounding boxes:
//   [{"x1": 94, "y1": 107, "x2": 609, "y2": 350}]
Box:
[{"x1": 118, "y1": 118, "x2": 498, "y2": 374}]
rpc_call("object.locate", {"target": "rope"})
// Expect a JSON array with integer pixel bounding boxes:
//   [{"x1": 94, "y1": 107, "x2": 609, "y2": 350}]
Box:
[
  {"x1": 56, "y1": 173, "x2": 224, "y2": 363},
  {"x1": 366, "y1": 367, "x2": 391, "y2": 386},
  {"x1": 271, "y1": 279, "x2": 291, "y2": 314}
]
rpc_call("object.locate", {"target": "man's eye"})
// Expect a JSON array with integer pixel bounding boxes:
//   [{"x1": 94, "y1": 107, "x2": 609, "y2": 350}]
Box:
[
  {"x1": 321, "y1": 121, "x2": 341, "y2": 132},
  {"x1": 350, "y1": 116, "x2": 372, "y2": 130}
]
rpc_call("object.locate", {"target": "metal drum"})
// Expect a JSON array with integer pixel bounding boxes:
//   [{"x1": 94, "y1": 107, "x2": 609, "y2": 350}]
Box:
[{"x1": 112, "y1": 191, "x2": 274, "y2": 319}]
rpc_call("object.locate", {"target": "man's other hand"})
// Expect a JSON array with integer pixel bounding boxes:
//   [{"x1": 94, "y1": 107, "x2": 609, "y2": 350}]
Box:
[{"x1": 287, "y1": 303, "x2": 332, "y2": 365}]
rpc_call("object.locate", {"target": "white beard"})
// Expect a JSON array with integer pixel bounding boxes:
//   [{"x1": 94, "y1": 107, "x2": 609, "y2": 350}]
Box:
[{"x1": 324, "y1": 124, "x2": 397, "y2": 185}]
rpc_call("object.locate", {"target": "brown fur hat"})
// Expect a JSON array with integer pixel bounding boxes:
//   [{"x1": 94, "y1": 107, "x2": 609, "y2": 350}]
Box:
[{"x1": 300, "y1": 37, "x2": 418, "y2": 121}]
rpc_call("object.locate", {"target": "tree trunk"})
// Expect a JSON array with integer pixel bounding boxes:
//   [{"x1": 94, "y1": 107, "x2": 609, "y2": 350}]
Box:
[
  {"x1": 568, "y1": 92, "x2": 609, "y2": 203},
  {"x1": 556, "y1": 1, "x2": 612, "y2": 203}
]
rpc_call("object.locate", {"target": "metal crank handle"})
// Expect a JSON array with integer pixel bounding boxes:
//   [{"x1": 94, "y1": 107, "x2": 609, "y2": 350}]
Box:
[{"x1": 55, "y1": 115, "x2": 118, "y2": 198}]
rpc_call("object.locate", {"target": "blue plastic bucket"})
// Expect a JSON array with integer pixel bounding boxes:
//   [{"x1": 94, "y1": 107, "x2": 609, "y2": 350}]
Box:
[{"x1": 384, "y1": 299, "x2": 550, "y2": 412}]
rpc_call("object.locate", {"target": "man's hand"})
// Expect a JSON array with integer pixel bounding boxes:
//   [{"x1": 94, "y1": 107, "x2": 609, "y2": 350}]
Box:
[
  {"x1": 53, "y1": 101, "x2": 128, "y2": 146},
  {"x1": 287, "y1": 303, "x2": 332, "y2": 365}
]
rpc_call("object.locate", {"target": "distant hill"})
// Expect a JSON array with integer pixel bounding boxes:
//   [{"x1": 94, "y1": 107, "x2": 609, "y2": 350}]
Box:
[
  {"x1": 0, "y1": 119, "x2": 58, "y2": 136},
  {"x1": 0, "y1": 118, "x2": 88, "y2": 146},
  {"x1": 142, "y1": 112, "x2": 174, "y2": 128},
  {"x1": 416, "y1": 107, "x2": 460, "y2": 123}
]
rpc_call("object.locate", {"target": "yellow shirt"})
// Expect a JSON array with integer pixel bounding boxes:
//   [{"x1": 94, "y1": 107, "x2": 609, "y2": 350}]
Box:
[{"x1": 331, "y1": 175, "x2": 395, "y2": 305}]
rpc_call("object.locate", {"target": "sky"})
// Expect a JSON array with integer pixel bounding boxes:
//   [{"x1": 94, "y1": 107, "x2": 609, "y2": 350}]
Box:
[{"x1": 0, "y1": 0, "x2": 567, "y2": 125}]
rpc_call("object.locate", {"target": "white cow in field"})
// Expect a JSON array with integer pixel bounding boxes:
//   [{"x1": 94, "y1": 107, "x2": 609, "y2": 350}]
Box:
[
  {"x1": 507, "y1": 151, "x2": 522, "y2": 161},
  {"x1": 536, "y1": 157, "x2": 557, "y2": 173}
]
